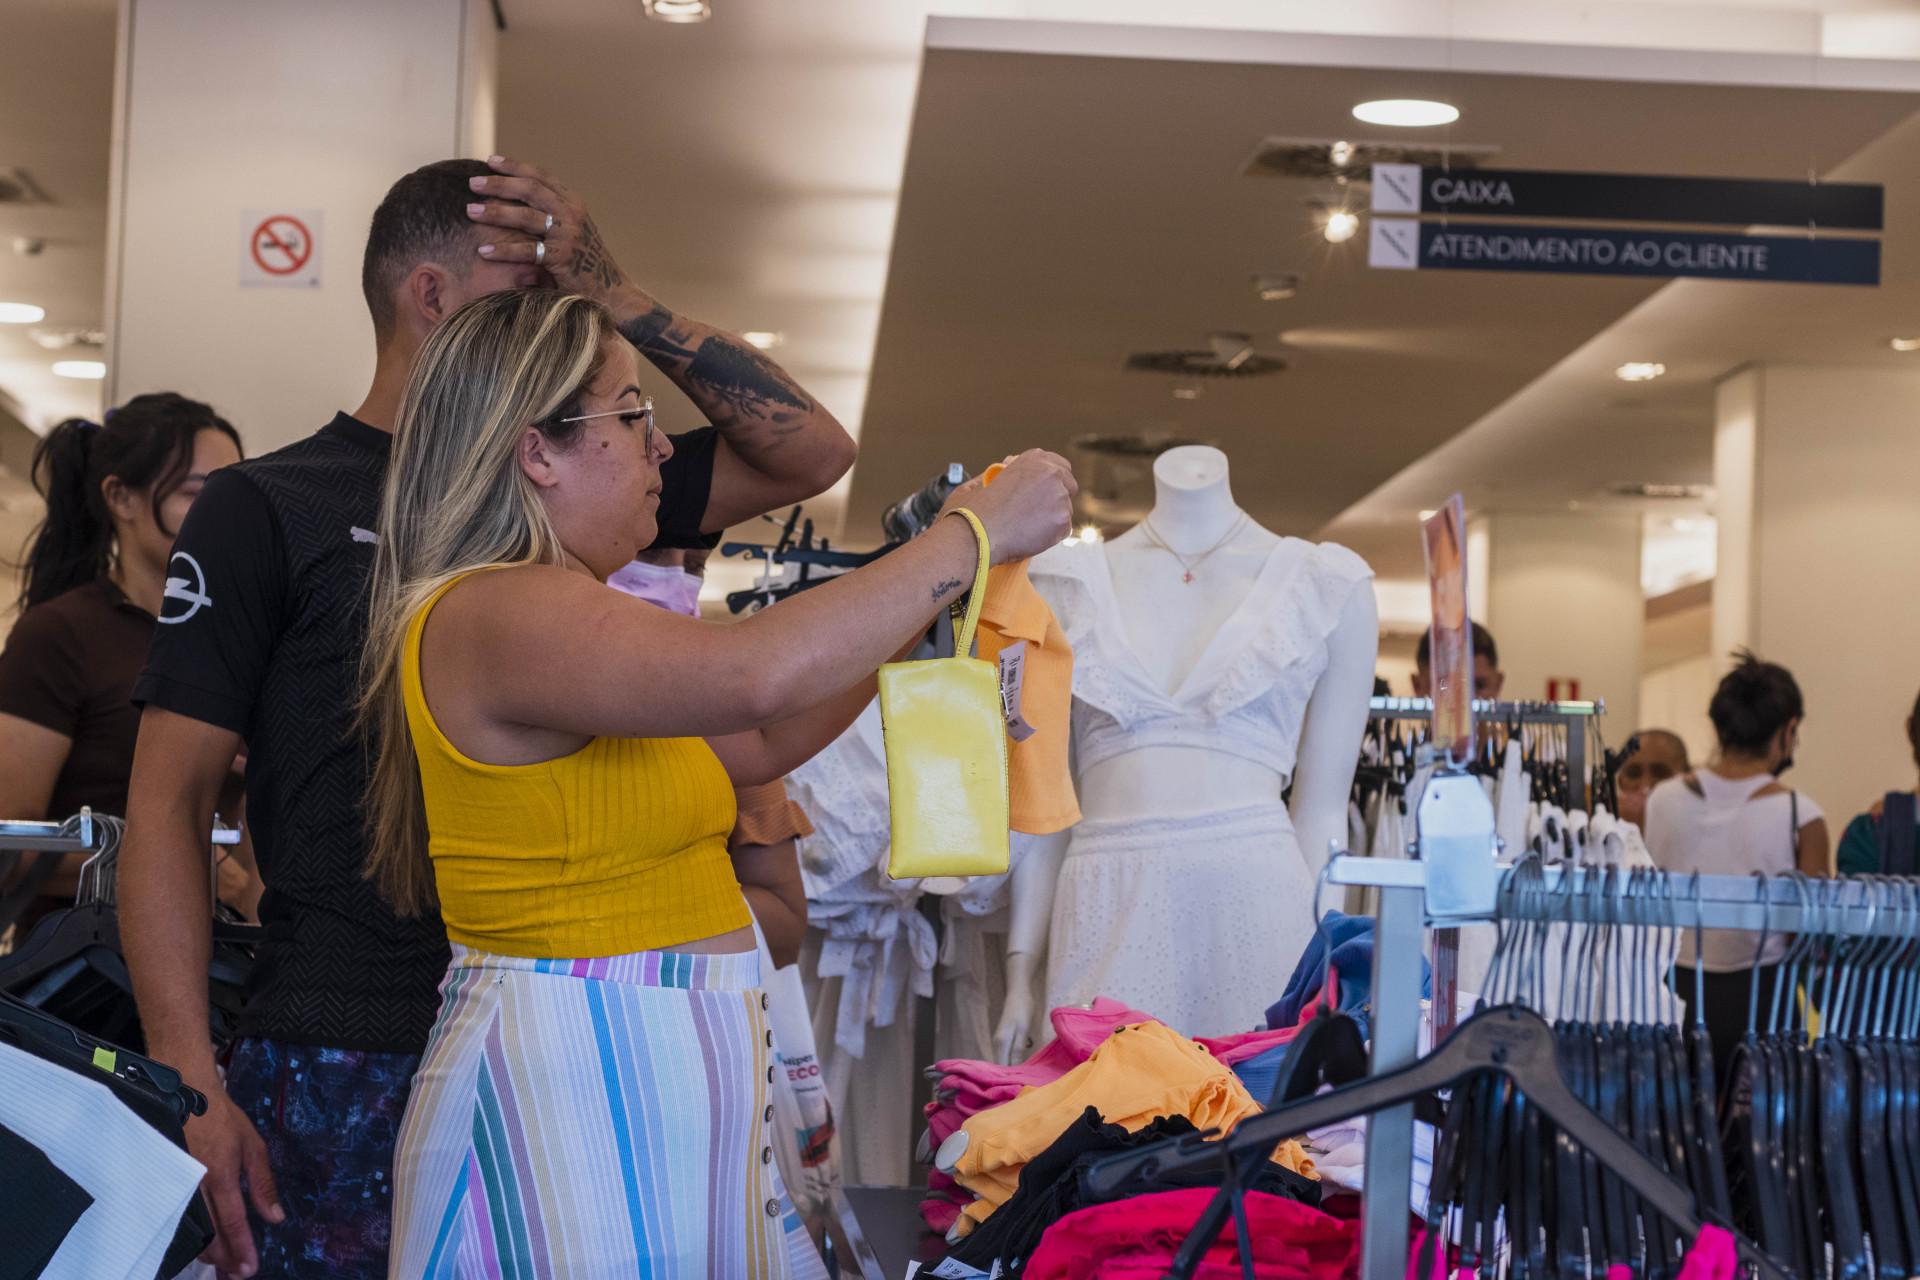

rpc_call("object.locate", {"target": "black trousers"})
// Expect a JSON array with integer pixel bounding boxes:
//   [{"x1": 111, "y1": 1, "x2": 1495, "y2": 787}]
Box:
[{"x1": 1671, "y1": 962, "x2": 1780, "y2": 1094}]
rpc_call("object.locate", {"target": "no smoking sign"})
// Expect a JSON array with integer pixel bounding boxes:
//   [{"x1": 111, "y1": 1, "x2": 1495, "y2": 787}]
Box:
[{"x1": 240, "y1": 208, "x2": 323, "y2": 289}]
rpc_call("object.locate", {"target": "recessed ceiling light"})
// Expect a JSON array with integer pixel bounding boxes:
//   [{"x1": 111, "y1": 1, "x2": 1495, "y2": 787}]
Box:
[
  {"x1": 53, "y1": 360, "x2": 105, "y2": 379},
  {"x1": 1418, "y1": 509, "x2": 1439, "y2": 520},
  {"x1": 1328, "y1": 140, "x2": 1356, "y2": 167},
  {"x1": 1615, "y1": 361, "x2": 1666, "y2": 382},
  {"x1": 0, "y1": 302, "x2": 46, "y2": 324},
  {"x1": 643, "y1": 0, "x2": 710, "y2": 20},
  {"x1": 1172, "y1": 386, "x2": 1201, "y2": 400},
  {"x1": 1323, "y1": 210, "x2": 1360, "y2": 243},
  {"x1": 742, "y1": 331, "x2": 783, "y2": 349},
  {"x1": 1891, "y1": 337, "x2": 1920, "y2": 352},
  {"x1": 1253, "y1": 273, "x2": 1298, "y2": 302},
  {"x1": 1352, "y1": 99, "x2": 1459, "y2": 127}
]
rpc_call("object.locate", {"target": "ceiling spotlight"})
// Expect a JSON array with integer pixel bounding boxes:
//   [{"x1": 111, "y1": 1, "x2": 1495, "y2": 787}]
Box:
[
  {"x1": 1172, "y1": 386, "x2": 1201, "y2": 400},
  {"x1": 1352, "y1": 99, "x2": 1459, "y2": 127},
  {"x1": 1328, "y1": 140, "x2": 1356, "y2": 167},
  {"x1": 1891, "y1": 337, "x2": 1920, "y2": 352},
  {"x1": 1077, "y1": 525, "x2": 1103, "y2": 544},
  {"x1": 1254, "y1": 273, "x2": 1298, "y2": 302},
  {"x1": 0, "y1": 302, "x2": 46, "y2": 324},
  {"x1": 742, "y1": 331, "x2": 783, "y2": 349},
  {"x1": 1418, "y1": 509, "x2": 1439, "y2": 520},
  {"x1": 53, "y1": 360, "x2": 105, "y2": 379},
  {"x1": 1323, "y1": 210, "x2": 1360, "y2": 243},
  {"x1": 643, "y1": 0, "x2": 710, "y2": 21},
  {"x1": 1615, "y1": 362, "x2": 1666, "y2": 382}
]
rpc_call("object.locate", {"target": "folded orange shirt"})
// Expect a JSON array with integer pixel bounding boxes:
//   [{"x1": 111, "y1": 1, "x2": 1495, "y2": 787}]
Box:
[
  {"x1": 977, "y1": 463, "x2": 1080, "y2": 835},
  {"x1": 730, "y1": 780, "x2": 812, "y2": 848},
  {"x1": 951, "y1": 1020, "x2": 1316, "y2": 1231}
]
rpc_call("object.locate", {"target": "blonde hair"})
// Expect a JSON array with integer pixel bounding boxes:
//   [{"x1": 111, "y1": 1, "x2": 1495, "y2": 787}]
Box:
[{"x1": 360, "y1": 289, "x2": 613, "y2": 915}]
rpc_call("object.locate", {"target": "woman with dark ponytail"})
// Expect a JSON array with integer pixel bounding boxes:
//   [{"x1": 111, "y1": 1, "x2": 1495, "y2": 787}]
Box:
[{"x1": 0, "y1": 393, "x2": 243, "y2": 925}]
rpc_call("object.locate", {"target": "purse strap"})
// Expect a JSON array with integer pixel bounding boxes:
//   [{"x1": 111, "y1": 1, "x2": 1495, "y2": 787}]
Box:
[{"x1": 949, "y1": 508, "x2": 991, "y2": 658}]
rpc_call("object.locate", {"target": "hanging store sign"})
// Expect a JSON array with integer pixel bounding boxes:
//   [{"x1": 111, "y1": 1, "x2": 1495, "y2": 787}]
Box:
[
  {"x1": 1367, "y1": 218, "x2": 1879, "y2": 285},
  {"x1": 1370, "y1": 164, "x2": 1882, "y2": 230}
]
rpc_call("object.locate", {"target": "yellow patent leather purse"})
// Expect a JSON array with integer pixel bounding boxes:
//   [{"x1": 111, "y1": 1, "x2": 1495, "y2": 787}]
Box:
[{"x1": 880, "y1": 509, "x2": 1010, "y2": 880}]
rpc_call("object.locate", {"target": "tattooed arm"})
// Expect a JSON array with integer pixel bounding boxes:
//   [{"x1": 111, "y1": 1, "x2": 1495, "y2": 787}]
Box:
[{"x1": 468, "y1": 157, "x2": 857, "y2": 532}]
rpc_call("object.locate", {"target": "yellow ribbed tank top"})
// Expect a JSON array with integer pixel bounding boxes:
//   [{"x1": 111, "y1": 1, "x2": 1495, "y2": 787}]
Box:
[{"x1": 401, "y1": 571, "x2": 748, "y2": 958}]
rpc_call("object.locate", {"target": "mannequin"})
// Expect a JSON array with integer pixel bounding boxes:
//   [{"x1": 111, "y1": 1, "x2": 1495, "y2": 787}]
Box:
[{"x1": 992, "y1": 446, "x2": 1376, "y2": 1061}]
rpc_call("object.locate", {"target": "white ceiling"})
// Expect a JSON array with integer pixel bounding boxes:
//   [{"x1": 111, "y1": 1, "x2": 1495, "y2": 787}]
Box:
[
  {"x1": 1327, "y1": 100, "x2": 1920, "y2": 576},
  {"x1": 7, "y1": 0, "x2": 1920, "y2": 585},
  {"x1": 850, "y1": 33, "x2": 1920, "y2": 560}
]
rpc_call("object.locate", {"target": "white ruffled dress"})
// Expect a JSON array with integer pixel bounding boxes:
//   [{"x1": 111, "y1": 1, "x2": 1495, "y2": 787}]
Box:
[{"x1": 1029, "y1": 536, "x2": 1373, "y2": 1038}]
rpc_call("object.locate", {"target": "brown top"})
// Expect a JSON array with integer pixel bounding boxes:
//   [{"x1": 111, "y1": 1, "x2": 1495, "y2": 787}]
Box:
[
  {"x1": 0, "y1": 577, "x2": 154, "y2": 820},
  {"x1": 730, "y1": 780, "x2": 812, "y2": 849}
]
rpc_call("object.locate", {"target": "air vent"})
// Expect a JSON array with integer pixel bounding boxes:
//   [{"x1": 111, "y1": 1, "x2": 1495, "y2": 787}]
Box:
[
  {"x1": 1242, "y1": 137, "x2": 1500, "y2": 182},
  {"x1": 1125, "y1": 349, "x2": 1285, "y2": 379},
  {"x1": 0, "y1": 169, "x2": 51, "y2": 205},
  {"x1": 1607, "y1": 482, "x2": 1712, "y2": 500},
  {"x1": 1071, "y1": 434, "x2": 1203, "y2": 527},
  {"x1": 29, "y1": 328, "x2": 104, "y2": 351}
]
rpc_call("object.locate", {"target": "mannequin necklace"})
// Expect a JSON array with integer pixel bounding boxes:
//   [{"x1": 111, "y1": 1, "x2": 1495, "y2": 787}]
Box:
[{"x1": 1136, "y1": 511, "x2": 1248, "y2": 583}]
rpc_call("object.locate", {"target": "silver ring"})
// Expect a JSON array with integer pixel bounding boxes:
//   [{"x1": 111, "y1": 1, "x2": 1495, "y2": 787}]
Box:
[
  {"x1": 543, "y1": 213, "x2": 555, "y2": 233},
  {"x1": 534, "y1": 241, "x2": 546, "y2": 265}
]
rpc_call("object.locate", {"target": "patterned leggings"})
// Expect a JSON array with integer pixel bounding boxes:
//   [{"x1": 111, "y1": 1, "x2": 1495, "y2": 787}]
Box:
[{"x1": 225, "y1": 1037, "x2": 422, "y2": 1278}]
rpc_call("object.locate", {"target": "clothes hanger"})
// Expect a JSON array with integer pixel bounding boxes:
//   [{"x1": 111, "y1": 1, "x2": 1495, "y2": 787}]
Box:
[
  {"x1": 0, "y1": 991, "x2": 204, "y2": 1124},
  {"x1": 1084, "y1": 1004, "x2": 1793, "y2": 1280},
  {"x1": 1138, "y1": 1009, "x2": 1373, "y2": 1280}
]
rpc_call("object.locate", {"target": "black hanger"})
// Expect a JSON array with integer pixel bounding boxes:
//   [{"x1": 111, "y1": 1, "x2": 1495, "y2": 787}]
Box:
[
  {"x1": 1085, "y1": 1004, "x2": 1792, "y2": 1280},
  {"x1": 1112, "y1": 1011, "x2": 1371, "y2": 1280},
  {"x1": 0, "y1": 991, "x2": 204, "y2": 1124}
]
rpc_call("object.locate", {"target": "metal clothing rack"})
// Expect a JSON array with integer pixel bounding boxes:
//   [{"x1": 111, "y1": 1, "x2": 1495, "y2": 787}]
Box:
[
  {"x1": 1367, "y1": 696, "x2": 1605, "y2": 813},
  {"x1": 1326, "y1": 843, "x2": 1920, "y2": 1280}
]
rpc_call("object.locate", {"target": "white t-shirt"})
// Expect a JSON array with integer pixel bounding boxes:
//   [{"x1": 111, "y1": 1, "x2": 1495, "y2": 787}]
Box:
[{"x1": 1644, "y1": 770, "x2": 1824, "y2": 971}]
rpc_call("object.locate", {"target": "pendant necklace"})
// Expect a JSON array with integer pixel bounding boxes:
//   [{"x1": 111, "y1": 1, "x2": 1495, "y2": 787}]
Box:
[{"x1": 1136, "y1": 511, "x2": 1248, "y2": 583}]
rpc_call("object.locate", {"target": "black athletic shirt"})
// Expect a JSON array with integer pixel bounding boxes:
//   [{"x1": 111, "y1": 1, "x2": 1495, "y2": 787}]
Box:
[{"x1": 133, "y1": 412, "x2": 722, "y2": 1052}]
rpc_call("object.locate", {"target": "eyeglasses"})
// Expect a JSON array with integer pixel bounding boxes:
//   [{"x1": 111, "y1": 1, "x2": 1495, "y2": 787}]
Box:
[{"x1": 558, "y1": 396, "x2": 658, "y2": 450}]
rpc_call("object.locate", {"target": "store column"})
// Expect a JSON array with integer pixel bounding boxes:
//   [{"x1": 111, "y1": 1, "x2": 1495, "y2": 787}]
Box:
[
  {"x1": 1713, "y1": 363, "x2": 1920, "y2": 824},
  {"x1": 1479, "y1": 511, "x2": 1644, "y2": 730},
  {"x1": 104, "y1": 0, "x2": 496, "y2": 453}
]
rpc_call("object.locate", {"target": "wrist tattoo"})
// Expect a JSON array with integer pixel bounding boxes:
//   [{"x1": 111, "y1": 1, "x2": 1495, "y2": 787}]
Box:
[{"x1": 932, "y1": 578, "x2": 965, "y2": 602}]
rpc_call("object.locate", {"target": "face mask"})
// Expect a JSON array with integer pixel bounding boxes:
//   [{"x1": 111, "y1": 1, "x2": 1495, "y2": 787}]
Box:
[{"x1": 606, "y1": 558, "x2": 703, "y2": 618}]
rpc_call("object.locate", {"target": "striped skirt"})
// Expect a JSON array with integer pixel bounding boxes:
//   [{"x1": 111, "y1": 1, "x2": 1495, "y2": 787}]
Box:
[{"x1": 389, "y1": 945, "x2": 828, "y2": 1280}]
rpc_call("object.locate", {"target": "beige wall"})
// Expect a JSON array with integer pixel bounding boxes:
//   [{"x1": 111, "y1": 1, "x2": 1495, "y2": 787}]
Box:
[
  {"x1": 1640, "y1": 654, "x2": 1717, "y2": 768},
  {"x1": 1715, "y1": 363, "x2": 1920, "y2": 823},
  {"x1": 105, "y1": 0, "x2": 495, "y2": 455},
  {"x1": 1484, "y1": 511, "x2": 1644, "y2": 731}
]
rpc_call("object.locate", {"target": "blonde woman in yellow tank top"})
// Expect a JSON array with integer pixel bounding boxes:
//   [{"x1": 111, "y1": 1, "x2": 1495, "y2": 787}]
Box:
[{"x1": 358, "y1": 289, "x2": 1074, "y2": 1278}]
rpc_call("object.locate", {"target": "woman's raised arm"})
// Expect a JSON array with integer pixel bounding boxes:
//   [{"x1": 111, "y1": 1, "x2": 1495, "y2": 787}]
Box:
[{"x1": 433, "y1": 450, "x2": 1075, "y2": 747}]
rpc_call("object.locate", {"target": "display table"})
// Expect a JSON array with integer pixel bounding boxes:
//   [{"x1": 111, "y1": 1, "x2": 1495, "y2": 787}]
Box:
[{"x1": 842, "y1": 1185, "x2": 946, "y2": 1279}]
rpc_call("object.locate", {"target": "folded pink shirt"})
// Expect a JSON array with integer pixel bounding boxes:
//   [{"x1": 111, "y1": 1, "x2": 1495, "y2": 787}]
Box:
[{"x1": 919, "y1": 993, "x2": 1330, "y2": 1232}]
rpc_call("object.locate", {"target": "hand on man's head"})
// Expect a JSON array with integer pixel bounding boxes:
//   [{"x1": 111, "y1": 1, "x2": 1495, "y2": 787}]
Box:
[{"x1": 467, "y1": 155, "x2": 633, "y2": 305}]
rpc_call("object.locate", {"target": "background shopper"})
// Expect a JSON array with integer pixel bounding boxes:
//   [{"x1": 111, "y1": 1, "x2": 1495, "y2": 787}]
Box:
[
  {"x1": 1644, "y1": 652, "x2": 1828, "y2": 1081},
  {"x1": 364, "y1": 290, "x2": 1074, "y2": 1274},
  {"x1": 0, "y1": 397, "x2": 250, "y2": 931},
  {"x1": 121, "y1": 155, "x2": 857, "y2": 1280},
  {"x1": 1411, "y1": 621, "x2": 1505, "y2": 700},
  {"x1": 1835, "y1": 686, "x2": 1920, "y2": 874},
  {"x1": 1613, "y1": 729, "x2": 1690, "y2": 829}
]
